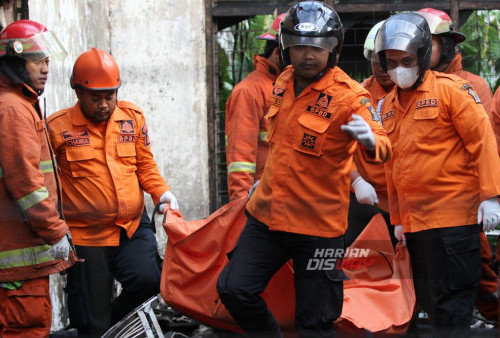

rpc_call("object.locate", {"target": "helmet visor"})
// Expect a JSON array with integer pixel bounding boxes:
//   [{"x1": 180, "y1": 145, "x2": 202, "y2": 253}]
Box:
[
  {"x1": 280, "y1": 34, "x2": 338, "y2": 53},
  {"x1": 0, "y1": 31, "x2": 67, "y2": 62},
  {"x1": 375, "y1": 19, "x2": 422, "y2": 55}
]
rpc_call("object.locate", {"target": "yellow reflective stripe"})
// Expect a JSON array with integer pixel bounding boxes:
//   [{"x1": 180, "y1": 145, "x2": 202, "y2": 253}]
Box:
[
  {"x1": 225, "y1": 135, "x2": 228, "y2": 147},
  {"x1": 228, "y1": 162, "x2": 256, "y2": 174},
  {"x1": 258, "y1": 131, "x2": 267, "y2": 142},
  {"x1": 16, "y1": 187, "x2": 49, "y2": 211},
  {"x1": 0, "y1": 161, "x2": 53, "y2": 177},
  {"x1": 0, "y1": 244, "x2": 55, "y2": 269},
  {"x1": 40, "y1": 160, "x2": 54, "y2": 174}
]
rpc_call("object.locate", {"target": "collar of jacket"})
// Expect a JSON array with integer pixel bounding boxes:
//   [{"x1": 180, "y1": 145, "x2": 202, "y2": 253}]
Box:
[
  {"x1": 71, "y1": 101, "x2": 130, "y2": 126},
  {"x1": 0, "y1": 74, "x2": 39, "y2": 104},
  {"x1": 254, "y1": 54, "x2": 280, "y2": 78},
  {"x1": 445, "y1": 53, "x2": 463, "y2": 73},
  {"x1": 283, "y1": 67, "x2": 344, "y2": 94}
]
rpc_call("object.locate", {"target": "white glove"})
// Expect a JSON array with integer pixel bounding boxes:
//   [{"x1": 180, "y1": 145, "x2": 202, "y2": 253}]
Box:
[
  {"x1": 248, "y1": 180, "x2": 260, "y2": 199},
  {"x1": 352, "y1": 176, "x2": 378, "y2": 206},
  {"x1": 341, "y1": 114, "x2": 376, "y2": 150},
  {"x1": 478, "y1": 197, "x2": 500, "y2": 232},
  {"x1": 394, "y1": 225, "x2": 406, "y2": 246},
  {"x1": 50, "y1": 234, "x2": 71, "y2": 260},
  {"x1": 159, "y1": 191, "x2": 179, "y2": 213}
]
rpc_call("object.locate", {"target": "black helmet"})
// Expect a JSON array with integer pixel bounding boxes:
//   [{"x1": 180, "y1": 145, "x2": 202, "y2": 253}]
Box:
[
  {"x1": 375, "y1": 12, "x2": 432, "y2": 87},
  {"x1": 279, "y1": 1, "x2": 344, "y2": 69}
]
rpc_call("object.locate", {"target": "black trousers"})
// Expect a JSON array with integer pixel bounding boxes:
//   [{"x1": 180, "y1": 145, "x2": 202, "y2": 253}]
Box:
[
  {"x1": 65, "y1": 209, "x2": 162, "y2": 337},
  {"x1": 217, "y1": 212, "x2": 345, "y2": 337},
  {"x1": 345, "y1": 191, "x2": 397, "y2": 248},
  {"x1": 406, "y1": 224, "x2": 481, "y2": 338}
]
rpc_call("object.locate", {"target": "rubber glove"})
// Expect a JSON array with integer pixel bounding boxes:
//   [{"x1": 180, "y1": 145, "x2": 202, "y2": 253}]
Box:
[
  {"x1": 352, "y1": 176, "x2": 378, "y2": 206},
  {"x1": 159, "y1": 191, "x2": 179, "y2": 213},
  {"x1": 50, "y1": 234, "x2": 71, "y2": 260},
  {"x1": 341, "y1": 114, "x2": 376, "y2": 150},
  {"x1": 248, "y1": 180, "x2": 260, "y2": 199},
  {"x1": 478, "y1": 197, "x2": 500, "y2": 232},
  {"x1": 394, "y1": 225, "x2": 406, "y2": 246}
]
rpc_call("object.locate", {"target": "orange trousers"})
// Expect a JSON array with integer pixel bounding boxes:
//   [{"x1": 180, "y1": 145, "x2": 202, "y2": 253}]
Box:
[{"x1": 0, "y1": 276, "x2": 51, "y2": 337}]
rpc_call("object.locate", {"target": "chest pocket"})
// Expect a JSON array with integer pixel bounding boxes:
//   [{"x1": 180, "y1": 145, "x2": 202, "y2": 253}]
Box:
[
  {"x1": 293, "y1": 113, "x2": 330, "y2": 157},
  {"x1": 413, "y1": 107, "x2": 441, "y2": 141},
  {"x1": 116, "y1": 142, "x2": 137, "y2": 170},
  {"x1": 66, "y1": 147, "x2": 99, "y2": 178}
]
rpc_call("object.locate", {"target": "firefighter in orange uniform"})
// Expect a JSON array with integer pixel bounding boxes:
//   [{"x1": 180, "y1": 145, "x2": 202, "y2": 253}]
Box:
[
  {"x1": 376, "y1": 13, "x2": 500, "y2": 336},
  {"x1": 346, "y1": 20, "x2": 397, "y2": 246},
  {"x1": 217, "y1": 2, "x2": 391, "y2": 336},
  {"x1": 0, "y1": 20, "x2": 77, "y2": 337},
  {"x1": 225, "y1": 13, "x2": 285, "y2": 200},
  {"x1": 47, "y1": 48, "x2": 179, "y2": 336},
  {"x1": 418, "y1": 7, "x2": 499, "y2": 322},
  {"x1": 418, "y1": 8, "x2": 493, "y2": 112}
]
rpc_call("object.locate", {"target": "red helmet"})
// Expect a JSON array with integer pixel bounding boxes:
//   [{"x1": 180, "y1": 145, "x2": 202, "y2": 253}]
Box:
[
  {"x1": 417, "y1": 8, "x2": 465, "y2": 43},
  {"x1": 71, "y1": 48, "x2": 121, "y2": 90},
  {"x1": 257, "y1": 13, "x2": 287, "y2": 41},
  {"x1": 0, "y1": 20, "x2": 67, "y2": 61}
]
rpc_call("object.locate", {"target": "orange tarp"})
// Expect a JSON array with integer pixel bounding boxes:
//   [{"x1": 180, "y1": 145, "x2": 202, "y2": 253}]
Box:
[{"x1": 160, "y1": 198, "x2": 415, "y2": 334}]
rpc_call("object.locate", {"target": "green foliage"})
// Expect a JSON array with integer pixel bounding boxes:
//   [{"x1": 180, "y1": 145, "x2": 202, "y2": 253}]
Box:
[
  {"x1": 217, "y1": 15, "x2": 272, "y2": 117},
  {"x1": 460, "y1": 10, "x2": 500, "y2": 92}
]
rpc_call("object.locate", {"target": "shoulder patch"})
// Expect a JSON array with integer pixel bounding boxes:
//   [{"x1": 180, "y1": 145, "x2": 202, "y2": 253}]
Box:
[
  {"x1": 360, "y1": 97, "x2": 380, "y2": 122},
  {"x1": 117, "y1": 101, "x2": 143, "y2": 114},
  {"x1": 461, "y1": 84, "x2": 482, "y2": 104}
]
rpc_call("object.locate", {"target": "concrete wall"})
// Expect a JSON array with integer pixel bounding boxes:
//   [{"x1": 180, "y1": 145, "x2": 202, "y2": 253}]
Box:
[{"x1": 29, "y1": 0, "x2": 208, "y2": 331}]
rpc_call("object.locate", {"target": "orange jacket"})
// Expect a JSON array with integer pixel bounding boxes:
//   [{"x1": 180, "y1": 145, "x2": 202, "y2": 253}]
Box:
[
  {"x1": 225, "y1": 55, "x2": 280, "y2": 200},
  {"x1": 0, "y1": 76, "x2": 76, "y2": 282},
  {"x1": 490, "y1": 86, "x2": 500, "y2": 155},
  {"x1": 381, "y1": 71, "x2": 500, "y2": 233},
  {"x1": 47, "y1": 101, "x2": 170, "y2": 246},
  {"x1": 246, "y1": 67, "x2": 391, "y2": 238},
  {"x1": 354, "y1": 76, "x2": 392, "y2": 212},
  {"x1": 446, "y1": 53, "x2": 492, "y2": 113}
]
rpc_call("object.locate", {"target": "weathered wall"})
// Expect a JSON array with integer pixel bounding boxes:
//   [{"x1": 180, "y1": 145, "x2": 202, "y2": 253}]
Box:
[{"x1": 29, "y1": 0, "x2": 208, "y2": 331}]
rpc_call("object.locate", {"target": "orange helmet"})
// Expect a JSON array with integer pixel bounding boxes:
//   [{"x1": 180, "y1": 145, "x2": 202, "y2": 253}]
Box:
[
  {"x1": 70, "y1": 48, "x2": 121, "y2": 90},
  {"x1": 257, "y1": 13, "x2": 287, "y2": 41},
  {"x1": 0, "y1": 20, "x2": 67, "y2": 61}
]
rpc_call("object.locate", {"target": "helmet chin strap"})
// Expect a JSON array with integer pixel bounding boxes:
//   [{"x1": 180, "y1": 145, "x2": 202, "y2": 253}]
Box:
[{"x1": 312, "y1": 66, "x2": 328, "y2": 82}]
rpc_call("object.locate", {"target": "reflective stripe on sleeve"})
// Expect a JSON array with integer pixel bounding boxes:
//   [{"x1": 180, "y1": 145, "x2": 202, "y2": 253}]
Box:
[
  {"x1": 16, "y1": 187, "x2": 49, "y2": 212},
  {"x1": 228, "y1": 162, "x2": 256, "y2": 174},
  {"x1": 0, "y1": 244, "x2": 55, "y2": 270},
  {"x1": 258, "y1": 131, "x2": 267, "y2": 142},
  {"x1": 40, "y1": 160, "x2": 54, "y2": 174},
  {"x1": 0, "y1": 161, "x2": 54, "y2": 178}
]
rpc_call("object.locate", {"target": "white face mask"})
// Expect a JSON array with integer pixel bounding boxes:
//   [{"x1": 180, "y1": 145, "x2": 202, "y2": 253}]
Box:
[{"x1": 387, "y1": 66, "x2": 419, "y2": 89}]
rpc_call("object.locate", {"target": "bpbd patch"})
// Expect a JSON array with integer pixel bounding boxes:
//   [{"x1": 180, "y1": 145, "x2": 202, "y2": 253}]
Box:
[
  {"x1": 416, "y1": 98, "x2": 438, "y2": 109},
  {"x1": 118, "y1": 134, "x2": 138, "y2": 143},
  {"x1": 120, "y1": 120, "x2": 135, "y2": 134},
  {"x1": 306, "y1": 92, "x2": 332, "y2": 120}
]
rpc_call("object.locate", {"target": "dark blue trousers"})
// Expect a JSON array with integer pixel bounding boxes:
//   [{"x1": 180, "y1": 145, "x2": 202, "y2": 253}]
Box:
[
  {"x1": 217, "y1": 212, "x2": 345, "y2": 337},
  {"x1": 65, "y1": 208, "x2": 162, "y2": 337}
]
